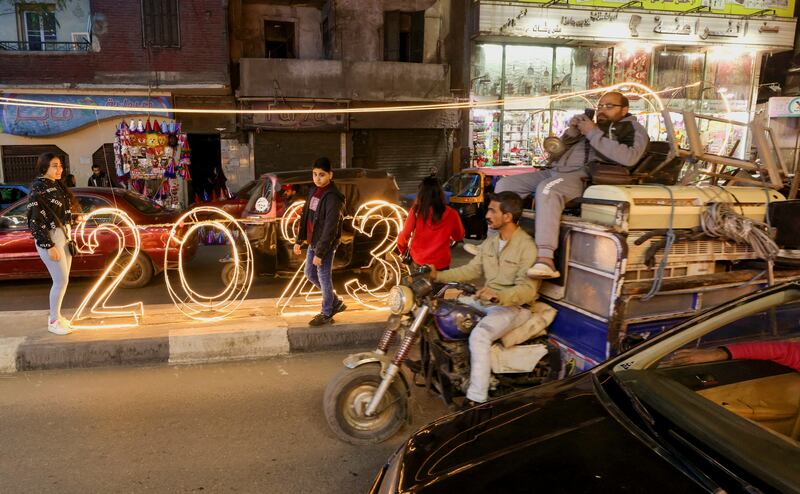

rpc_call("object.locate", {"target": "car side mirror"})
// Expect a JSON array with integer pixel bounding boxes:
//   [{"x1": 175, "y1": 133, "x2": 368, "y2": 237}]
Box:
[{"x1": 0, "y1": 217, "x2": 11, "y2": 229}]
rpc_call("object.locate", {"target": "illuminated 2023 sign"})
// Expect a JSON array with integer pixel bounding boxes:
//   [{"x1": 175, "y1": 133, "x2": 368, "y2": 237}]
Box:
[{"x1": 69, "y1": 207, "x2": 253, "y2": 329}]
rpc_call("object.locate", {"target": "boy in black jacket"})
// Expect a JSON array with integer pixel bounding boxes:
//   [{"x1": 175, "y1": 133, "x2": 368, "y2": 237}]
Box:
[{"x1": 294, "y1": 157, "x2": 347, "y2": 326}]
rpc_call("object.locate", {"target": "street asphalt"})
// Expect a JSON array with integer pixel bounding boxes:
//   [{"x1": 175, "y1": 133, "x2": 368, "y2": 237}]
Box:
[{"x1": 0, "y1": 350, "x2": 449, "y2": 493}]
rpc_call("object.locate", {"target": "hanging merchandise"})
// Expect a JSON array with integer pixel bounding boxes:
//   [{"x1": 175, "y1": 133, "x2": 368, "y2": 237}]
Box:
[{"x1": 114, "y1": 119, "x2": 192, "y2": 209}]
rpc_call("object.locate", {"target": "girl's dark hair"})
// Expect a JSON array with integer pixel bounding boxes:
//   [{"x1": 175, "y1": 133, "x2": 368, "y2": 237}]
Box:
[
  {"x1": 415, "y1": 176, "x2": 446, "y2": 224},
  {"x1": 36, "y1": 152, "x2": 58, "y2": 176},
  {"x1": 36, "y1": 152, "x2": 76, "y2": 203}
]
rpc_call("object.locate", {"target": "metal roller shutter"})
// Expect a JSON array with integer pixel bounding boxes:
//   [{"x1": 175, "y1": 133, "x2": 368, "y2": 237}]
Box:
[
  {"x1": 354, "y1": 130, "x2": 447, "y2": 195},
  {"x1": 254, "y1": 131, "x2": 340, "y2": 177}
]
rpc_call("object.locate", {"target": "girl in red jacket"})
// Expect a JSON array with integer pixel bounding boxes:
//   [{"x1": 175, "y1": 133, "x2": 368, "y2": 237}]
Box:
[{"x1": 397, "y1": 177, "x2": 465, "y2": 270}]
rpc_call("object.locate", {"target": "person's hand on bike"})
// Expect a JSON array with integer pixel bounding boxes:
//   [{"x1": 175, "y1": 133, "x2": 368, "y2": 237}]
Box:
[{"x1": 293, "y1": 243, "x2": 302, "y2": 256}]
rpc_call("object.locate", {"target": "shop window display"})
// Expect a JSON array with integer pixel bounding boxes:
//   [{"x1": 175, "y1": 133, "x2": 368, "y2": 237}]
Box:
[
  {"x1": 613, "y1": 46, "x2": 652, "y2": 85},
  {"x1": 471, "y1": 44, "x2": 503, "y2": 99},
  {"x1": 471, "y1": 110, "x2": 500, "y2": 167},
  {"x1": 502, "y1": 111, "x2": 536, "y2": 165},
  {"x1": 504, "y1": 45, "x2": 553, "y2": 97},
  {"x1": 654, "y1": 50, "x2": 704, "y2": 108},
  {"x1": 554, "y1": 47, "x2": 592, "y2": 95}
]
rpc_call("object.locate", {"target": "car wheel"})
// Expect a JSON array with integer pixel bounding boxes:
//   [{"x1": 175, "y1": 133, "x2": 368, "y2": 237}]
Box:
[
  {"x1": 113, "y1": 251, "x2": 154, "y2": 289},
  {"x1": 220, "y1": 262, "x2": 246, "y2": 287}
]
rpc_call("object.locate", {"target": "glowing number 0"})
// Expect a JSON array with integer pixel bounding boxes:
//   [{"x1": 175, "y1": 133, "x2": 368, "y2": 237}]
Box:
[
  {"x1": 70, "y1": 208, "x2": 145, "y2": 329},
  {"x1": 164, "y1": 207, "x2": 254, "y2": 321},
  {"x1": 70, "y1": 206, "x2": 253, "y2": 328}
]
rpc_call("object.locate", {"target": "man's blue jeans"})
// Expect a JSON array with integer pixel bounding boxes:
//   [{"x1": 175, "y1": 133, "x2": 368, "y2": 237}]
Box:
[{"x1": 305, "y1": 247, "x2": 341, "y2": 317}]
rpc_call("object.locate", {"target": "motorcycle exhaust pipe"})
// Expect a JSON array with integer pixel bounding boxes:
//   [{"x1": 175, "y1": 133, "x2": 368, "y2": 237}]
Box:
[{"x1": 365, "y1": 306, "x2": 430, "y2": 417}]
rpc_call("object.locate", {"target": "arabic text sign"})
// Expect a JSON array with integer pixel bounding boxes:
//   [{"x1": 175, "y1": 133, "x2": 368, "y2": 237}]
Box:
[
  {"x1": 478, "y1": 3, "x2": 796, "y2": 49},
  {"x1": 768, "y1": 97, "x2": 800, "y2": 118},
  {"x1": 0, "y1": 94, "x2": 173, "y2": 137}
]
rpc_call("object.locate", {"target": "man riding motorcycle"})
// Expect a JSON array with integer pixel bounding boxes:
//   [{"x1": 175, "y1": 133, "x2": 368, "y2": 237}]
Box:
[{"x1": 427, "y1": 191, "x2": 540, "y2": 407}]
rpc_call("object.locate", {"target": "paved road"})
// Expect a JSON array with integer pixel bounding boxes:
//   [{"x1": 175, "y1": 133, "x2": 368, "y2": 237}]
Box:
[
  {"x1": 0, "y1": 351, "x2": 449, "y2": 493},
  {"x1": 0, "y1": 244, "x2": 474, "y2": 312}
]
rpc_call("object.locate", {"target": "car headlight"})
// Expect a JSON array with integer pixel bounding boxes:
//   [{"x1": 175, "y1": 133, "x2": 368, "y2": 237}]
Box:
[{"x1": 387, "y1": 285, "x2": 414, "y2": 315}]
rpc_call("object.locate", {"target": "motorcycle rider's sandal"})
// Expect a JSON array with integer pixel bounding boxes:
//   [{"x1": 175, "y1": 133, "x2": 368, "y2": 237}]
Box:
[{"x1": 309, "y1": 313, "x2": 334, "y2": 326}]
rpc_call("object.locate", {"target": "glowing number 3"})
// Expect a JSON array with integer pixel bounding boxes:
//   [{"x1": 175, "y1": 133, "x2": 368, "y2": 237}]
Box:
[
  {"x1": 70, "y1": 206, "x2": 254, "y2": 328},
  {"x1": 344, "y1": 201, "x2": 408, "y2": 310}
]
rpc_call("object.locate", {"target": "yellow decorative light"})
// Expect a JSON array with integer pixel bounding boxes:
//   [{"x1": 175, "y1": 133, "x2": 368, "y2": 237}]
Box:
[
  {"x1": 343, "y1": 200, "x2": 409, "y2": 310},
  {"x1": 163, "y1": 207, "x2": 254, "y2": 321},
  {"x1": 70, "y1": 208, "x2": 144, "y2": 329}
]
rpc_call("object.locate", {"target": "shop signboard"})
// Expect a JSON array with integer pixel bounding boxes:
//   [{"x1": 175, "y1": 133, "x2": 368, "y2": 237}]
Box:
[
  {"x1": 512, "y1": 0, "x2": 795, "y2": 18},
  {"x1": 478, "y1": 2, "x2": 796, "y2": 49},
  {"x1": 245, "y1": 101, "x2": 346, "y2": 131},
  {"x1": 768, "y1": 96, "x2": 800, "y2": 118},
  {"x1": 0, "y1": 94, "x2": 172, "y2": 137}
]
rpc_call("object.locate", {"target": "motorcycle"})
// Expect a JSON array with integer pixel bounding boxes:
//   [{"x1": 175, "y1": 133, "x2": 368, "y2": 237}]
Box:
[{"x1": 323, "y1": 266, "x2": 562, "y2": 445}]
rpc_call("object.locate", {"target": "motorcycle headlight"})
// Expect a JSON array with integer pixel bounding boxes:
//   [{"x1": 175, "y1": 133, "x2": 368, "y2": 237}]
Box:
[{"x1": 387, "y1": 285, "x2": 414, "y2": 315}]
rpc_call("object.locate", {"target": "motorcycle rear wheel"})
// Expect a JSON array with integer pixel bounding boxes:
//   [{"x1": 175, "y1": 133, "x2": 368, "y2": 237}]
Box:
[{"x1": 323, "y1": 363, "x2": 408, "y2": 445}]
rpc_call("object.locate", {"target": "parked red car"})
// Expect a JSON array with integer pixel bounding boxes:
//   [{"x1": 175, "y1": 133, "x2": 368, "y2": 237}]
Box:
[
  {"x1": 194, "y1": 179, "x2": 260, "y2": 218},
  {"x1": 0, "y1": 187, "x2": 196, "y2": 288}
]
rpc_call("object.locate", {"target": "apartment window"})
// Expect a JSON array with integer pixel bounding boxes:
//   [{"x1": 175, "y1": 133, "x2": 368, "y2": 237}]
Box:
[
  {"x1": 18, "y1": 4, "x2": 56, "y2": 51},
  {"x1": 264, "y1": 21, "x2": 295, "y2": 58},
  {"x1": 384, "y1": 11, "x2": 424, "y2": 63},
  {"x1": 141, "y1": 0, "x2": 180, "y2": 48}
]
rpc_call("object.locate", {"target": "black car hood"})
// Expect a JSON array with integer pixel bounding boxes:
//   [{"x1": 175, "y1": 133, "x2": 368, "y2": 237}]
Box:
[{"x1": 394, "y1": 374, "x2": 703, "y2": 493}]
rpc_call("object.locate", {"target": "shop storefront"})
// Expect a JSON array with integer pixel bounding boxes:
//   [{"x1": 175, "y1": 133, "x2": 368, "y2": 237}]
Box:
[{"x1": 470, "y1": 0, "x2": 797, "y2": 166}]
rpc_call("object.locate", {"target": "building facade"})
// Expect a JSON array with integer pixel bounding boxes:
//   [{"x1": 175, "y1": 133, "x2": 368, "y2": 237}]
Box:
[
  {"x1": 0, "y1": 0, "x2": 232, "y2": 204},
  {"x1": 468, "y1": 0, "x2": 797, "y2": 167},
  {"x1": 229, "y1": 0, "x2": 468, "y2": 193}
]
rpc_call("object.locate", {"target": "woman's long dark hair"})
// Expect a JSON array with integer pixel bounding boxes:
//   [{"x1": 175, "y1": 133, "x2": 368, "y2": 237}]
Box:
[
  {"x1": 36, "y1": 152, "x2": 76, "y2": 204},
  {"x1": 415, "y1": 176, "x2": 446, "y2": 224}
]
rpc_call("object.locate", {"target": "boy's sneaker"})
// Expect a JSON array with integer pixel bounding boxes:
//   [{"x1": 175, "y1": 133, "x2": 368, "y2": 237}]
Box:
[
  {"x1": 48, "y1": 319, "x2": 73, "y2": 336},
  {"x1": 309, "y1": 313, "x2": 334, "y2": 327},
  {"x1": 333, "y1": 300, "x2": 347, "y2": 315}
]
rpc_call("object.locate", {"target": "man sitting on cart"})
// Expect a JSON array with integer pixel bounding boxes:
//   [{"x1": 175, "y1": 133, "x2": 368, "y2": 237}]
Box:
[
  {"x1": 495, "y1": 91, "x2": 649, "y2": 279},
  {"x1": 427, "y1": 191, "x2": 539, "y2": 408}
]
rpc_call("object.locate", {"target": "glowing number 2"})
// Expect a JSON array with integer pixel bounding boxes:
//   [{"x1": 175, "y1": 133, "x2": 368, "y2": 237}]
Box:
[{"x1": 70, "y1": 208, "x2": 144, "y2": 329}]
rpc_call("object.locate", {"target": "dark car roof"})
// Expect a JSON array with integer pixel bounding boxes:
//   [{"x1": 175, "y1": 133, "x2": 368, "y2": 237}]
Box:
[{"x1": 259, "y1": 168, "x2": 393, "y2": 184}]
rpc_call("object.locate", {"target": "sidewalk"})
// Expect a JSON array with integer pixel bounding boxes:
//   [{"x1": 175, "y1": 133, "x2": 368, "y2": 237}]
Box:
[{"x1": 0, "y1": 296, "x2": 390, "y2": 373}]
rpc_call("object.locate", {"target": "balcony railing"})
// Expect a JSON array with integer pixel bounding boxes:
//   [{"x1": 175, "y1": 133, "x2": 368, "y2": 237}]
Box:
[{"x1": 0, "y1": 40, "x2": 91, "y2": 52}]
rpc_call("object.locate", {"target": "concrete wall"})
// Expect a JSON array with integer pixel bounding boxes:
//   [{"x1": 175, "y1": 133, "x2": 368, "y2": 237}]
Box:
[
  {"x1": 239, "y1": 58, "x2": 451, "y2": 101},
  {"x1": 0, "y1": 0, "x2": 91, "y2": 45},
  {"x1": 333, "y1": 0, "x2": 439, "y2": 63},
  {"x1": 231, "y1": 3, "x2": 323, "y2": 61}
]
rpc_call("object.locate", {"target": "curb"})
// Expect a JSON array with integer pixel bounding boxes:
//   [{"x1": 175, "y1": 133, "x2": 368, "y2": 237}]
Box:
[{"x1": 1, "y1": 321, "x2": 385, "y2": 373}]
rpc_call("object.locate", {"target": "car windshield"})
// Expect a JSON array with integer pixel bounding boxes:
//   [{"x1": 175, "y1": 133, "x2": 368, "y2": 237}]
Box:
[
  {"x1": 235, "y1": 180, "x2": 259, "y2": 199},
  {"x1": 122, "y1": 191, "x2": 164, "y2": 214},
  {"x1": 609, "y1": 286, "x2": 800, "y2": 491},
  {"x1": 445, "y1": 174, "x2": 481, "y2": 198}
]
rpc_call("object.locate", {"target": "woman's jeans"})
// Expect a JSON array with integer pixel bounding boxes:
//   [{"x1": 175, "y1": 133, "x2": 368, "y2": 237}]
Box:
[
  {"x1": 35, "y1": 228, "x2": 72, "y2": 322},
  {"x1": 305, "y1": 247, "x2": 341, "y2": 317}
]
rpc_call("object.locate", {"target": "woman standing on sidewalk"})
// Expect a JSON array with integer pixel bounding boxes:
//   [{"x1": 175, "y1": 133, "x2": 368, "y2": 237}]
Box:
[
  {"x1": 397, "y1": 177, "x2": 465, "y2": 270},
  {"x1": 27, "y1": 153, "x2": 77, "y2": 335}
]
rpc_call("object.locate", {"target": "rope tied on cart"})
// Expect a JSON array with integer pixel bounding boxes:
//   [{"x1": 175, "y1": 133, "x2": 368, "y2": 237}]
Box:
[{"x1": 700, "y1": 202, "x2": 779, "y2": 261}]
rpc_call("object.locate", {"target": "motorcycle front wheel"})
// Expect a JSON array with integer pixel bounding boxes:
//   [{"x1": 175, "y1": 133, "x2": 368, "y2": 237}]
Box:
[{"x1": 323, "y1": 363, "x2": 408, "y2": 445}]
